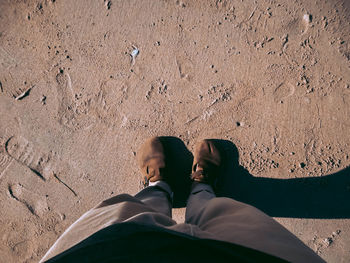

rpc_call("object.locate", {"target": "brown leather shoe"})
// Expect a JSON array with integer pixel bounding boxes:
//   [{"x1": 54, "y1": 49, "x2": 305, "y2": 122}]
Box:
[
  {"x1": 191, "y1": 139, "x2": 221, "y2": 185},
  {"x1": 137, "y1": 137, "x2": 166, "y2": 187}
]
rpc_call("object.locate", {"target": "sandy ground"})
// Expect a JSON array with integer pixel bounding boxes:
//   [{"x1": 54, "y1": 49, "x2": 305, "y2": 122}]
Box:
[{"x1": 0, "y1": 0, "x2": 350, "y2": 262}]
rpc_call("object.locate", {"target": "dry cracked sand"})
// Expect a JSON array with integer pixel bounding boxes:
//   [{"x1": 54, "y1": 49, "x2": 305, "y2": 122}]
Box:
[{"x1": 1, "y1": 0, "x2": 350, "y2": 262}]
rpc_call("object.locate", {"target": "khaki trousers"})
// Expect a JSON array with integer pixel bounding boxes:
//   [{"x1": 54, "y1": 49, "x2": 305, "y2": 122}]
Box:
[{"x1": 41, "y1": 182, "x2": 324, "y2": 263}]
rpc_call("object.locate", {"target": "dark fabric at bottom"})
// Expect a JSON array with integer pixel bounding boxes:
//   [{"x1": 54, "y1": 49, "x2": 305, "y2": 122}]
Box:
[{"x1": 46, "y1": 222, "x2": 288, "y2": 263}]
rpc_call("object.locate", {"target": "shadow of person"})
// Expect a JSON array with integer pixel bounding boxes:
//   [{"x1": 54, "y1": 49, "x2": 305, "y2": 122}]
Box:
[
  {"x1": 212, "y1": 139, "x2": 350, "y2": 219},
  {"x1": 159, "y1": 136, "x2": 193, "y2": 208}
]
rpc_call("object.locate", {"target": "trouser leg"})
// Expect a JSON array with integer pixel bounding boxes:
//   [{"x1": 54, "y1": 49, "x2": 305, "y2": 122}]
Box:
[
  {"x1": 187, "y1": 194, "x2": 324, "y2": 263},
  {"x1": 185, "y1": 182, "x2": 216, "y2": 224},
  {"x1": 134, "y1": 181, "x2": 173, "y2": 217},
  {"x1": 40, "y1": 182, "x2": 174, "y2": 262}
]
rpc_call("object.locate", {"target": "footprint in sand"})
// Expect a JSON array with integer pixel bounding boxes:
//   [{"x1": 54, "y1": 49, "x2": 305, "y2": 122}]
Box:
[
  {"x1": 91, "y1": 78, "x2": 129, "y2": 126},
  {"x1": 5, "y1": 136, "x2": 56, "y2": 181},
  {"x1": 282, "y1": 13, "x2": 312, "y2": 38},
  {"x1": 5, "y1": 135, "x2": 79, "y2": 198},
  {"x1": 0, "y1": 47, "x2": 17, "y2": 69},
  {"x1": 0, "y1": 152, "x2": 12, "y2": 179},
  {"x1": 55, "y1": 71, "x2": 93, "y2": 130},
  {"x1": 56, "y1": 71, "x2": 76, "y2": 128},
  {"x1": 8, "y1": 183, "x2": 49, "y2": 217},
  {"x1": 273, "y1": 82, "x2": 295, "y2": 103},
  {"x1": 176, "y1": 55, "x2": 194, "y2": 81},
  {"x1": 96, "y1": 79, "x2": 129, "y2": 111},
  {"x1": 0, "y1": 137, "x2": 13, "y2": 179}
]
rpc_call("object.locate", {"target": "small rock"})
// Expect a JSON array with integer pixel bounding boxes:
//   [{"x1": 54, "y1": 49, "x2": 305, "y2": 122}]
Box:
[
  {"x1": 131, "y1": 48, "x2": 139, "y2": 57},
  {"x1": 176, "y1": 0, "x2": 186, "y2": 7},
  {"x1": 104, "y1": 0, "x2": 111, "y2": 10},
  {"x1": 282, "y1": 34, "x2": 288, "y2": 45},
  {"x1": 323, "y1": 237, "x2": 333, "y2": 247},
  {"x1": 41, "y1": 95, "x2": 47, "y2": 105},
  {"x1": 37, "y1": 3, "x2": 43, "y2": 11},
  {"x1": 57, "y1": 212, "x2": 66, "y2": 221},
  {"x1": 306, "y1": 88, "x2": 314, "y2": 93},
  {"x1": 303, "y1": 13, "x2": 312, "y2": 23},
  {"x1": 301, "y1": 75, "x2": 309, "y2": 84}
]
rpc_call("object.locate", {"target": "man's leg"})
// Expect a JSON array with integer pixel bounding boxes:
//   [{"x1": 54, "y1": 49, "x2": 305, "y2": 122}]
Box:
[
  {"x1": 40, "y1": 137, "x2": 175, "y2": 262},
  {"x1": 40, "y1": 183, "x2": 174, "y2": 262},
  {"x1": 186, "y1": 195, "x2": 324, "y2": 263},
  {"x1": 186, "y1": 139, "x2": 324, "y2": 262},
  {"x1": 134, "y1": 181, "x2": 173, "y2": 217},
  {"x1": 185, "y1": 182, "x2": 215, "y2": 224},
  {"x1": 185, "y1": 179, "x2": 324, "y2": 262}
]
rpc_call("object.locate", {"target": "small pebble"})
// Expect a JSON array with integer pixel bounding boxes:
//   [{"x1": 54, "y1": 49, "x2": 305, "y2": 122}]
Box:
[
  {"x1": 41, "y1": 95, "x2": 47, "y2": 105},
  {"x1": 58, "y1": 213, "x2": 66, "y2": 221},
  {"x1": 323, "y1": 237, "x2": 333, "y2": 247},
  {"x1": 303, "y1": 13, "x2": 312, "y2": 23},
  {"x1": 105, "y1": 0, "x2": 111, "y2": 10}
]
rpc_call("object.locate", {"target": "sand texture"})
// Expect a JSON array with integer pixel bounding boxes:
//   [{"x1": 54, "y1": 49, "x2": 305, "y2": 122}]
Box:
[{"x1": 0, "y1": 0, "x2": 350, "y2": 262}]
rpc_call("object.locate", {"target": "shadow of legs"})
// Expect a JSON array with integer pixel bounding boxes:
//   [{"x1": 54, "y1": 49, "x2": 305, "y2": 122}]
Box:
[
  {"x1": 213, "y1": 139, "x2": 350, "y2": 219},
  {"x1": 159, "y1": 136, "x2": 193, "y2": 208}
]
